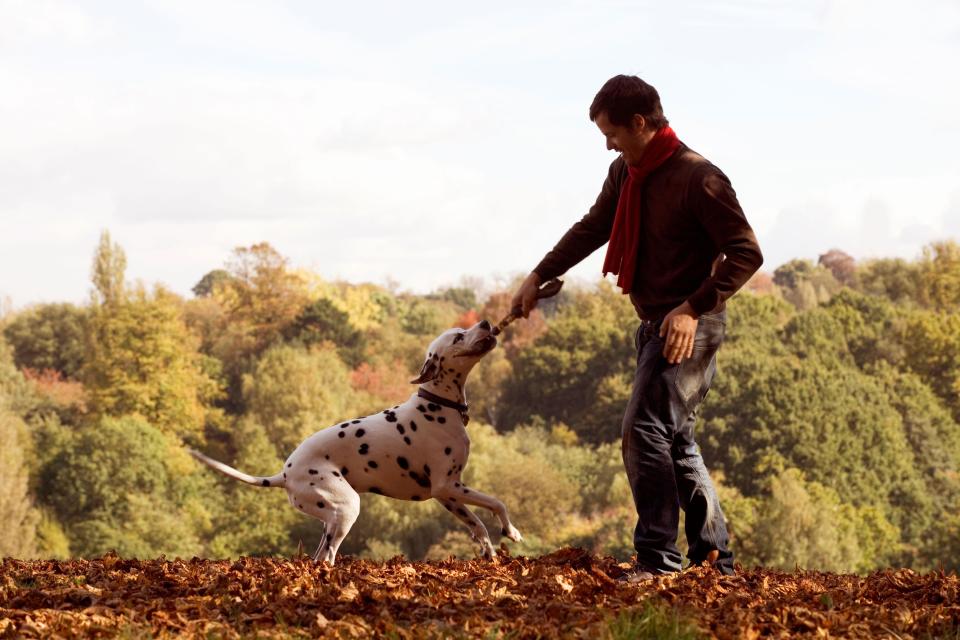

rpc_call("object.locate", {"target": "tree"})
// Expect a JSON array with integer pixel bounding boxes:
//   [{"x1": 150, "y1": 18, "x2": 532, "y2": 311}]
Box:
[
  {"x1": 818, "y1": 249, "x2": 856, "y2": 285},
  {"x1": 83, "y1": 286, "x2": 218, "y2": 442},
  {"x1": 497, "y1": 284, "x2": 636, "y2": 443},
  {"x1": 917, "y1": 240, "x2": 960, "y2": 311},
  {"x1": 0, "y1": 409, "x2": 39, "y2": 558},
  {"x1": 91, "y1": 230, "x2": 126, "y2": 306},
  {"x1": 285, "y1": 298, "x2": 366, "y2": 366},
  {"x1": 2, "y1": 303, "x2": 87, "y2": 378},
  {"x1": 854, "y1": 257, "x2": 920, "y2": 305},
  {"x1": 39, "y1": 416, "x2": 208, "y2": 558},
  {"x1": 243, "y1": 343, "x2": 360, "y2": 454},
  {"x1": 191, "y1": 269, "x2": 233, "y2": 298}
]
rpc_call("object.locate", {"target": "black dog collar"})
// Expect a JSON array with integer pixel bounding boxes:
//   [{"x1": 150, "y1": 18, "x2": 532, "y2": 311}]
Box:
[{"x1": 417, "y1": 388, "x2": 469, "y2": 425}]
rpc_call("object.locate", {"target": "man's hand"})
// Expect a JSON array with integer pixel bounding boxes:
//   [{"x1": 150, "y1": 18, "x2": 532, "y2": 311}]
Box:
[
  {"x1": 659, "y1": 301, "x2": 699, "y2": 364},
  {"x1": 511, "y1": 272, "x2": 543, "y2": 318}
]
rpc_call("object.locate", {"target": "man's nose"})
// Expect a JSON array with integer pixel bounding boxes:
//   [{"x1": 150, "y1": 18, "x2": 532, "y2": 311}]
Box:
[{"x1": 479, "y1": 319, "x2": 491, "y2": 331}]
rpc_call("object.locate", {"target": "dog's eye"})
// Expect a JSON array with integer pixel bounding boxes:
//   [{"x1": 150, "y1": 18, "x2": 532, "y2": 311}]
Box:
[{"x1": 453, "y1": 333, "x2": 465, "y2": 343}]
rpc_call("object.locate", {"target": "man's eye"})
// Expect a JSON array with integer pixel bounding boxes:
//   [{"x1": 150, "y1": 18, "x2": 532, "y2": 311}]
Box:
[{"x1": 453, "y1": 334, "x2": 465, "y2": 343}]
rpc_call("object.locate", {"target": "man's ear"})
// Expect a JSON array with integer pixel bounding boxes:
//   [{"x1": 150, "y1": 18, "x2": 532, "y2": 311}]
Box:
[
  {"x1": 410, "y1": 354, "x2": 441, "y2": 384},
  {"x1": 630, "y1": 113, "x2": 647, "y2": 132}
]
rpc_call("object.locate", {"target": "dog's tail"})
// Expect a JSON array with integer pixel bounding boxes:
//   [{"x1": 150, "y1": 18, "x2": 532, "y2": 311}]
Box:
[{"x1": 188, "y1": 449, "x2": 286, "y2": 488}]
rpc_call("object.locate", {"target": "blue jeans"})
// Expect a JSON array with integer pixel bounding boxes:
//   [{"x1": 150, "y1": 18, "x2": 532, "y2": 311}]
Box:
[{"x1": 620, "y1": 310, "x2": 734, "y2": 575}]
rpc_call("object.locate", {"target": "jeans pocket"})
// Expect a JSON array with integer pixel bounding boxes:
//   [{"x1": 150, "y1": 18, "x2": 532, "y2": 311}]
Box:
[{"x1": 673, "y1": 321, "x2": 724, "y2": 414}]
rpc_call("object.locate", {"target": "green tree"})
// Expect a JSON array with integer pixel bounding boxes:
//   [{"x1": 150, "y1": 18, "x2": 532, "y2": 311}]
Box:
[
  {"x1": 0, "y1": 409, "x2": 39, "y2": 558},
  {"x1": 854, "y1": 257, "x2": 921, "y2": 305},
  {"x1": 206, "y1": 417, "x2": 298, "y2": 557},
  {"x1": 2, "y1": 303, "x2": 87, "y2": 378},
  {"x1": 39, "y1": 416, "x2": 208, "y2": 558},
  {"x1": 83, "y1": 286, "x2": 218, "y2": 442},
  {"x1": 243, "y1": 343, "x2": 359, "y2": 454},
  {"x1": 284, "y1": 298, "x2": 366, "y2": 367},
  {"x1": 192, "y1": 269, "x2": 233, "y2": 298},
  {"x1": 497, "y1": 284, "x2": 636, "y2": 442},
  {"x1": 91, "y1": 230, "x2": 126, "y2": 306},
  {"x1": 917, "y1": 240, "x2": 960, "y2": 311}
]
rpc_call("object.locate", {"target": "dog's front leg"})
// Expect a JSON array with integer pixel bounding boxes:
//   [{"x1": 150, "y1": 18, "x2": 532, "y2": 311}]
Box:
[
  {"x1": 439, "y1": 485, "x2": 523, "y2": 543},
  {"x1": 437, "y1": 498, "x2": 495, "y2": 559}
]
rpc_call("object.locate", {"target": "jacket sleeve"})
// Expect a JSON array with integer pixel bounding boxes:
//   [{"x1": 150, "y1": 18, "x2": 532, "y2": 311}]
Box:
[
  {"x1": 685, "y1": 167, "x2": 764, "y2": 316},
  {"x1": 532, "y1": 158, "x2": 623, "y2": 282}
]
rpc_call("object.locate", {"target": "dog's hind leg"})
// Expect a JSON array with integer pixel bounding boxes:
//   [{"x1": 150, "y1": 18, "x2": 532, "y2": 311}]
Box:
[
  {"x1": 436, "y1": 497, "x2": 496, "y2": 559},
  {"x1": 436, "y1": 485, "x2": 523, "y2": 543},
  {"x1": 312, "y1": 489, "x2": 360, "y2": 566}
]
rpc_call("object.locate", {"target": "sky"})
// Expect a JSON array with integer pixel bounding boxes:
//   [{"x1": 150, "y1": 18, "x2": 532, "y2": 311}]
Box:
[{"x1": 2, "y1": 0, "x2": 959, "y2": 309}]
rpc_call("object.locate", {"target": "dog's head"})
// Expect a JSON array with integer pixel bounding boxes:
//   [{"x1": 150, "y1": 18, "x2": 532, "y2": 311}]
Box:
[{"x1": 410, "y1": 320, "x2": 498, "y2": 385}]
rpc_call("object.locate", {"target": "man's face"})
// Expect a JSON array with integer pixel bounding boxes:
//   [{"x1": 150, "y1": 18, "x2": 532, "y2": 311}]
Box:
[{"x1": 595, "y1": 111, "x2": 650, "y2": 167}]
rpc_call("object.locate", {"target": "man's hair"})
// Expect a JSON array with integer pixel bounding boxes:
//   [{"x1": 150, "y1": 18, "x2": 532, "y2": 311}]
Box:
[{"x1": 589, "y1": 75, "x2": 668, "y2": 130}]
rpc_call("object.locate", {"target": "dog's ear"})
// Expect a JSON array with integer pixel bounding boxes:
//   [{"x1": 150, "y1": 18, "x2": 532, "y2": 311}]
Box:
[{"x1": 410, "y1": 354, "x2": 441, "y2": 384}]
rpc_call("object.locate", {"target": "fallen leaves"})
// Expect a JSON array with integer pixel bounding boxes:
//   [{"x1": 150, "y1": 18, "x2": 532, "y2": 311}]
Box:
[{"x1": 0, "y1": 548, "x2": 957, "y2": 638}]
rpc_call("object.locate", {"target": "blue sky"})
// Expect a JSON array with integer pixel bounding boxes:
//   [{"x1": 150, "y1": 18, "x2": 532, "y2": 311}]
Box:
[{"x1": 2, "y1": 0, "x2": 958, "y2": 309}]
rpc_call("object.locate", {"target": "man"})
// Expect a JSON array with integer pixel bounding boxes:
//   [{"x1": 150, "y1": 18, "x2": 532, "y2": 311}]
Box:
[{"x1": 511, "y1": 75, "x2": 762, "y2": 579}]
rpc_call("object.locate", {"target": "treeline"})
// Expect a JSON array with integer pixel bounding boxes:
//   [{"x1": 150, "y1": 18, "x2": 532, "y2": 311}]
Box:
[{"x1": 1, "y1": 234, "x2": 958, "y2": 573}]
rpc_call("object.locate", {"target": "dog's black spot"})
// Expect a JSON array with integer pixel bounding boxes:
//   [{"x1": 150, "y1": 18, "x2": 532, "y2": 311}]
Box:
[
  {"x1": 501, "y1": 527, "x2": 508, "y2": 536},
  {"x1": 332, "y1": 471, "x2": 341, "y2": 477},
  {"x1": 287, "y1": 463, "x2": 292, "y2": 468},
  {"x1": 445, "y1": 447, "x2": 452, "y2": 455},
  {"x1": 397, "y1": 457, "x2": 410, "y2": 470},
  {"x1": 340, "y1": 422, "x2": 349, "y2": 428},
  {"x1": 298, "y1": 504, "x2": 303, "y2": 509},
  {"x1": 262, "y1": 479, "x2": 270, "y2": 486},
  {"x1": 355, "y1": 429, "x2": 365, "y2": 437},
  {"x1": 423, "y1": 464, "x2": 431, "y2": 477},
  {"x1": 454, "y1": 482, "x2": 461, "y2": 487},
  {"x1": 325, "y1": 454, "x2": 330, "y2": 460},
  {"x1": 369, "y1": 461, "x2": 378, "y2": 469},
  {"x1": 457, "y1": 507, "x2": 468, "y2": 517},
  {"x1": 427, "y1": 403, "x2": 439, "y2": 411},
  {"x1": 404, "y1": 436, "x2": 411, "y2": 445},
  {"x1": 417, "y1": 404, "x2": 426, "y2": 412},
  {"x1": 338, "y1": 432, "x2": 345, "y2": 438},
  {"x1": 309, "y1": 469, "x2": 318, "y2": 475},
  {"x1": 317, "y1": 501, "x2": 325, "y2": 509},
  {"x1": 385, "y1": 413, "x2": 398, "y2": 423},
  {"x1": 370, "y1": 487, "x2": 384, "y2": 495},
  {"x1": 310, "y1": 482, "x2": 314, "y2": 486},
  {"x1": 359, "y1": 444, "x2": 369, "y2": 455},
  {"x1": 449, "y1": 497, "x2": 456, "y2": 503},
  {"x1": 283, "y1": 473, "x2": 287, "y2": 479},
  {"x1": 448, "y1": 367, "x2": 455, "y2": 372},
  {"x1": 409, "y1": 471, "x2": 431, "y2": 488},
  {"x1": 397, "y1": 424, "x2": 405, "y2": 435},
  {"x1": 352, "y1": 419, "x2": 361, "y2": 424},
  {"x1": 443, "y1": 503, "x2": 452, "y2": 511},
  {"x1": 424, "y1": 415, "x2": 435, "y2": 422},
  {"x1": 438, "y1": 417, "x2": 446, "y2": 424},
  {"x1": 463, "y1": 488, "x2": 470, "y2": 494},
  {"x1": 455, "y1": 372, "x2": 461, "y2": 378},
  {"x1": 341, "y1": 467, "x2": 349, "y2": 476},
  {"x1": 412, "y1": 495, "x2": 422, "y2": 501},
  {"x1": 447, "y1": 469, "x2": 453, "y2": 476},
  {"x1": 410, "y1": 421, "x2": 418, "y2": 431}
]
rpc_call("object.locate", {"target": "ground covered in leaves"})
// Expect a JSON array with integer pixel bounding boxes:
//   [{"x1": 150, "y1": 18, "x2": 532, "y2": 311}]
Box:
[{"x1": 1, "y1": 547, "x2": 958, "y2": 638}]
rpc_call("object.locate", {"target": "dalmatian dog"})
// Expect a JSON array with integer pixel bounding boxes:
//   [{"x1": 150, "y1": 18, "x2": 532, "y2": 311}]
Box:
[{"x1": 190, "y1": 319, "x2": 523, "y2": 565}]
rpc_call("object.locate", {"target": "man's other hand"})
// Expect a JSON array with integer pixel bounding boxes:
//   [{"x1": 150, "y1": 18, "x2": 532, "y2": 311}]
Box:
[
  {"x1": 659, "y1": 301, "x2": 699, "y2": 364},
  {"x1": 511, "y1": 272, "x2": 543, "y2": 318}
]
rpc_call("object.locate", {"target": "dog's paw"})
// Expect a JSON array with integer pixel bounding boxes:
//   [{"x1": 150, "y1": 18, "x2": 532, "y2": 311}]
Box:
[
  {"x1": 479, "y1": 538, "x2": 496, "y2": 560},
  {"x1": 502, "y1": 524, "x2": 523, "y2": 543}
]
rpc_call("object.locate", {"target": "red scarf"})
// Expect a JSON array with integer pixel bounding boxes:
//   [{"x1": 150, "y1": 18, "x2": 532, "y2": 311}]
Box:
[{"x1": 601, "y1": 126, "x2": 681, "y2": 292}]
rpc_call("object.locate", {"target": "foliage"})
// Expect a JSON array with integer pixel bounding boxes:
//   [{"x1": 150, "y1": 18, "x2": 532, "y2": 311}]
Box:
[
  {"x1": 83, "y1": 286, "x2": 218, "y2": 442},
  {"x1": 37, "y1": 416, "x2": 210, "y2": 558},
  {"x1": 242, "y1": 343, "x2": 360, "y2": 454},
  {"x1": 0, "y1": 408, "x2": 39, "y2": 558},
  {"x1": 497, "y1": 283, "x2": 636, "y2": 443},
  {"x1": 2, "y1": 303, "x2": 87, "y2": 378},
  {"x1": 284, "y1": 297, "x2": 366, "y2": 367}
]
